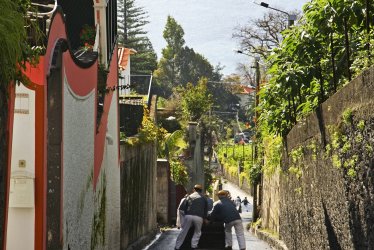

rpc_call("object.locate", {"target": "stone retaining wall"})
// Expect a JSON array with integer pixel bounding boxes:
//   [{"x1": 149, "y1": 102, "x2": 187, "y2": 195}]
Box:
[
  {"x1": 279, "y1": 67, "x2": 374, "y2": 249},
  {"x1": 262, "y1": 171, "x2": 280, "y2": 234}
]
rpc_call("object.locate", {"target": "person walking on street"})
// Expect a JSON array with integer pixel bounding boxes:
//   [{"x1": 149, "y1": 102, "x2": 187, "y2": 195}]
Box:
[
  {"x1": 235, "y1": 196, "x2": 242, "y2": 213},
  {"x1": 209, "y1": 190, "x2": 246, "y2": 250},
  {"x1": 175, "y1": 184, "x2": 208, "y2": 250},
  {"x1": 242, "y1": 197, "x2": 249, "y2": 212}
]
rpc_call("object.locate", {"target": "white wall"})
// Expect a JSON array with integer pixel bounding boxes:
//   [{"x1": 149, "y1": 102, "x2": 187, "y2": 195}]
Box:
[
  {"x1": 62, "y1": 74, "x2": 95, "y2": 249},
  {"x1": 103, "y1": 86, "x2": 120, "y2": 249},
  {"x1": 62, "y1": 70, "x2": 120, "y2": 249},
  {"x1": 7, "y1": 83, "x2": 35, "y2": 250},
  {"x1": 119, "y1": 58, "x2": 131, "y2": 96}
]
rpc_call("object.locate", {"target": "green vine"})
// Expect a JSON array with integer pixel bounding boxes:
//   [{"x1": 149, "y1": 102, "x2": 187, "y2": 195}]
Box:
[
  {"x1": 307, "y1": 140, "x2": 317, "y2": 161},
  {"x1": 342, "y1": 108, "x2": 353, "y2": 124},
  {"x1": 288, "y1": 146, "x2": 304, "y2": 179},
  {"x1": 326, "y1": 110, "x2": 371, "y2": 180},
  {"x1": 263, "y1": 135, "x2": 282, "y2": 176},
  {"x1": 357, "y1": 120, "x2": 365, "y2": 131},
  {"x1": 289, "y1": 166, "x2": 302, "y2": 179},
  {"x1": 91, "y1": 171, "x2": 106, "y2": 249},
  {"x1": 332, "y1": 154, "x2": 342, "y2": 168},
  {"x1": 290, "y1": 146, "x2": 304, "y2": 164}
]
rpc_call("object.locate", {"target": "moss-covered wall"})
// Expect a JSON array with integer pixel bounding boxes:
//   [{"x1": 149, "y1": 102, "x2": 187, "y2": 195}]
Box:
[
  {"x1": 120, "y1": 142, "x2": 157, "y2": 250},
  {"x1": 279, "y1": 67, "x2": 374, "y2": 249}
]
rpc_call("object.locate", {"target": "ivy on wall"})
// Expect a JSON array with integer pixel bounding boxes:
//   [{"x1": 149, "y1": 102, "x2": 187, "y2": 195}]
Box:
[
  {"x1": 91, "y1": 170, "x2": 107, "y2": 249},
  {"x1": 285, "y1": 106, "x2": 374, "y2": 183}
]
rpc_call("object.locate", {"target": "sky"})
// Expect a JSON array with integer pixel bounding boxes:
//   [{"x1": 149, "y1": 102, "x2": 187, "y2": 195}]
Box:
[{"x1": 136, "y1": 0, "x2": 309, "y2": 76}]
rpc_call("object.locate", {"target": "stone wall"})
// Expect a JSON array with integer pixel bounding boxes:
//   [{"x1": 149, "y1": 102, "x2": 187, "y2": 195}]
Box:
[
  {"x1": 120, "y1": 142, "x2": 158, "y2": 250},
  {"x1": 279, "y1": 67, "x2": 374, "y2": 249},
  {"x1": 262, "y1": 171, "x2": 280, "y2": 234}
]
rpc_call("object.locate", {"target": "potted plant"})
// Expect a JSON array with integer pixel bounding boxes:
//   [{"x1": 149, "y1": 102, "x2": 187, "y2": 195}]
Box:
[{"x1": 80, "y1": 24, "x2": 95, "y2": 51}]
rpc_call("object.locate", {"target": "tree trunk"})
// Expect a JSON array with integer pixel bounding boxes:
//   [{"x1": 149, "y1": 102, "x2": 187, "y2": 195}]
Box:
[
  {"x1": 330, "y1": 31, "x2": 337, "y2": 93},
  {"x1": 343, "y1": 16, "x2": 352, "y2": 81},
  {"x1": 366, "y1": 0, "x2": 370, "y2": 60},
  {"x1": 252, "y1": 182, "x2": 258, "y2": 222}
]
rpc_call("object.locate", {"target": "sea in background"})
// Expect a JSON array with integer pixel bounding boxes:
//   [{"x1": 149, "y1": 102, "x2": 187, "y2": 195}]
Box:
[{"x1": 136, "y1": 0, "x2": 308, "y2": 76}]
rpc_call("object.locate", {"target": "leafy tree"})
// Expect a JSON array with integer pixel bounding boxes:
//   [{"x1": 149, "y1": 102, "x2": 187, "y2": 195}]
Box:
[
  {"x1": 178, "y1": 47, "x2": 223, "y2": 91},
  {"x1": 233, "y1": 11, "x2": 295, "y2": 58},
  {"x1": 207, "y1": 75, "x2": 241, "y2": 112},
  {"x1": 158, "y1": 130, "x2": 187, "y2": 159},
  {"x1": 157, "y1": 129, "x2": 189, "y2": 186},
  {"x1": 154, "y1": 16, "x2": 223, "y2": 97},
  {"x1": 117, "y1": 0, "x2": 157, "y2": 94},
  {"x1": 153, "y1": 16, "x2": 185, "y2": 96},
  {"x1": 258, "y1": 0, "x2": 374, "y2": 137},
  {"x1": 179, "y1": 78, "x2": 213, "y2": 122}
]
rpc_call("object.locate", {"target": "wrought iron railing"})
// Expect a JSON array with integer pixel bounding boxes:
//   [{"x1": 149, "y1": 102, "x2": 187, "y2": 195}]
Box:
[{"x1": 106, "y1": 0, "x2": 117, "y2": 64}]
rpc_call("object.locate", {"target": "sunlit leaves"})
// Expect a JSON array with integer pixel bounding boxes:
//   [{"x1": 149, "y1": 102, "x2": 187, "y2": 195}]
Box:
[
  {"x1": 180, "y1": 78, "x2": 213, "y2": 122},
  {"x1": 258, "y1": 0, "x2": 374, "y2": 137},
  {"x1": 0, "y1": 0, "x2": 26, "y2": 86}
]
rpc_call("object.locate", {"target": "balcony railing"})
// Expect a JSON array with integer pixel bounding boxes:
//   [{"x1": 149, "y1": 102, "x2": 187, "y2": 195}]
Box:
[
  {"x1": 27, "y1": 0, "x2": 57, "y2": 47},
  {"x1": 106, "y1": 0, "x2": 117, "y2": 64}
]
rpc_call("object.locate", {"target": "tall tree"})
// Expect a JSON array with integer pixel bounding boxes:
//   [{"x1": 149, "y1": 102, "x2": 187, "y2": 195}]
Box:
[
  {"x1": 154, "y1": 16, "x2": 223, "y2": 97},
  {"x1": 233, "y1": 11, "x2": 290, "y2": 59},
  {"x1": 0, "y1": 0, "x2": 33, "y2": 247},
  {"x1": 179, "y1": 46, "x2": 215, "y2": 86},
  {"x1": 153, "y1": 16, "x2": 185, "y2": 96},
  {"x1": 117, "y1": 0, "x2": 157, "y2": 94}
]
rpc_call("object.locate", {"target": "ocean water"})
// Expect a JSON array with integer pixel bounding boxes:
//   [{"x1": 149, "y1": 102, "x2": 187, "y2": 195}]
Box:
[{"x1": 136, "y1": 0, "x2": 308, "y2": 76}]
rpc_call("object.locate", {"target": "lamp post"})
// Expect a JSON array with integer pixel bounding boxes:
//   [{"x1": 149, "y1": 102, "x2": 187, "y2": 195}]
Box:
[
  {"x1": 233, "y1": 50, "x2": 260, "y2": 135},
  {"x1": 234, "y1": 49, "x2": 261, "y2": 221},
  {"x1": 258, "y1": 2, "x2": 296, "y2": 27}
]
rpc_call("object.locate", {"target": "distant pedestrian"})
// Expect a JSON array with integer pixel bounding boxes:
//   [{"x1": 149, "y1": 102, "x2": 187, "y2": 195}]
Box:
[
  {"x1": 235, "y1": 196, "x2": 242, "y2": 213},
  {"x1": 175, "y1": 184, "x2": 208, "y2": 250},
  {"x1": 242, "y1": 197, "x2": 249, "y2": 212},
  {"x1": 209, "y1": 190, "x2": 246, "y2": 250}
]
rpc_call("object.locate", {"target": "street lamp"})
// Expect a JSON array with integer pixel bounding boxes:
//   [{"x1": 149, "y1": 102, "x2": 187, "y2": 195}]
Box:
[
  {"x1": 258, "y1": 2, "x2": 296, "y2": 27},
  {"x1": 233, "y1": 49, "x2": 249, "y2": 57},
  {"x1": 234, "y1": 48, "x2": 261, "y2": 221},
  {"x1": 233, "y1": 49, "x2": 260, "y2": 120}
]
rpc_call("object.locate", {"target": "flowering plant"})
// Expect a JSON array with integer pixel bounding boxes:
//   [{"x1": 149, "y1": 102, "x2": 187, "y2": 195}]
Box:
[
  {"x1": 83, "y1": 42, "x2": 93, "y2": 51},
  {"x1": 80, "y1": 24, "x2": 95, "y2": 47}
]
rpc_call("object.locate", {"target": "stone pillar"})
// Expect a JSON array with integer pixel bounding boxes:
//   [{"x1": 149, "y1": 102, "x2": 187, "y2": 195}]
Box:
[
  {"x1": 93, "y1": 0, "x2": 108, "y2": 66},
  {"x1": 156, "y1": 159, "x2": 170, "y2": 224}
]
